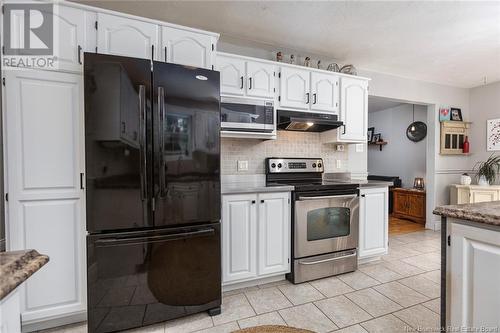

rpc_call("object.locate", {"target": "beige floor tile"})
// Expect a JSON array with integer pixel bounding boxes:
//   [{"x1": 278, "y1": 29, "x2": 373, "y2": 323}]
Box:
[
  {"x1": 358, "y1": 264, "x2": 403, "y2": 283},
  {"x1": 310, "y1": 276, "x2": 355, "y2": 297},
  {"x1": 278, "y1": 282, "x2": 325, "y2": 305},
  {"x1": 388, "y1": 238, "x2": 406, "y2": 247},
  {"x1": 360, "y1": 314, "x2": 409, "y2": 333},
  {"x1": 238, "y1": 311, "x2": 286, "y2": 329},
  {"x1": 245, "y1": 287, "x2": 292, "y2": 314},
  {"x1": 381, "y1": 260, "x2": 425, "y2": 277},
  {"x1": 125, "y1": 323, "x2": 165, "y2": 333},
  {"x1": 194, "y1": 322, "x2": 239, "y2": 333},
  {"x1": 373, "y1": 281, "x2": 429, "y2": 307},
  {"x1": 419, "y1": 270, "x2": 441, "y2": 284},
  {"x1": 334, "y1": 324, "x2": 369, "y2": 333},
  {"x1": 399, "y1": 275, "x2": 440, "y2": 298},
  {"x1": 401, "y1": 254, "x2": 441, "y2": 271},
  {"x1": 314, "y1": 295, "x2": 372, "y2": 328},
  {"x1": 223, "y1": 286, "x2": 259, "y2": 297},
  {"x1": 422, "y1": 298, "x2": 441, "y2": 314},
  {"x1": 164, "y1": 313, "x2": 213, "y2": 333},
  {"x1": 279, "y1": 303, "x2": 338, "y2": 333},
  {"x1": 337, "y1": 271, "x2": 380, "y2": 290},
  {"x1": 393, "y1": 304, "x2": 440, "y2": 331},
  {"x1": 404, "y1": 242, "x2": 440, "y2": 254},
  {"x1": 212, "y1": 294, "x2": 256, "y2": 326},
  {"x1": 381, "y1": 247, "x2": 422, "y2": 261},
  {"x1": 344, "y1": 288, "x2": 402, "y2": 317}
]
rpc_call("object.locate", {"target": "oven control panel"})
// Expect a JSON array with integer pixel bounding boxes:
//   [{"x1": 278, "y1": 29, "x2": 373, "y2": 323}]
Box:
[{"x1": 266, "y1": 158, "x2": 324, "y2": 173}]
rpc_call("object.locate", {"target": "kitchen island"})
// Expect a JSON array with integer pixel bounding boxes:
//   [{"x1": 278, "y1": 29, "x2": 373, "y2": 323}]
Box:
[{"x1": 433, "y1": 201, "x2": 500, "y2": 332}]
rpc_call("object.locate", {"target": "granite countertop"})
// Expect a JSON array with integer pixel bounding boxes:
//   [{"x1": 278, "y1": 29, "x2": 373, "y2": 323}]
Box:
[
  {"x1": 433, "y1": 201, "x2": 500, "y2": 227},
  {"x1": 0, "y1": 249, "x2": 49, "y2": 300}
]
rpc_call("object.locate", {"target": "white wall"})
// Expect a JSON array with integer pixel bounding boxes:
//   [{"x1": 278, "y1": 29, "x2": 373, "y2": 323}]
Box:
[{"x1": 368, "y1": 104, "x2": 427, "y2": 187}]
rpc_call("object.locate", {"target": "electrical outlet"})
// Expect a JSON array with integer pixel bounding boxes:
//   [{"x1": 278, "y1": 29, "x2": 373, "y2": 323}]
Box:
[
  {"x1": 336, "y1": 160, "x2": 342, "y2": 169},
  {"x1": 336, "y1": 144, "x2": 345, "y2": 152},
  {"x1": 237, "y1": 160, "x2": 248, "y2": 171}
]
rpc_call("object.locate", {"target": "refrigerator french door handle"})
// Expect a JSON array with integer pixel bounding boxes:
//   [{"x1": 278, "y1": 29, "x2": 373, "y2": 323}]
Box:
[
  {"x1": 157, "y1": 86, "x2": 167, "y2": 197},
  {"x1": 94, "y1": 228, "x2": 215, "y2": 247},
  {"x1": 139, "y1": 85, "x2": 147, "y2": 200}
]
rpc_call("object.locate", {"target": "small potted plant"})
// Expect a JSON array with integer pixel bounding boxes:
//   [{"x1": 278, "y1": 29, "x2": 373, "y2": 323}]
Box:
[{"x1": 473, "y1": 154, "x2": 500, "y2": 186}]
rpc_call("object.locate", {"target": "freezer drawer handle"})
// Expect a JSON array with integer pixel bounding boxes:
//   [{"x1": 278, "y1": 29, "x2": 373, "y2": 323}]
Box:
[
  {"x1": 299, "y1": 252, "x2": 357, "y2": 265},
  {"x1": 139, "y1": 85, "x2": 147, "y2": 200},
  {"x1": 94, "y1": 228, "x2": 215, "y2": 247}
]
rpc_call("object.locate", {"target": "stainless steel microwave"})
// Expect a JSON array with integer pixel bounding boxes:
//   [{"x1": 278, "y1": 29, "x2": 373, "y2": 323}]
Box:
[{"x1": 221, "y1": 97, "x2": 275, "y2": 132}]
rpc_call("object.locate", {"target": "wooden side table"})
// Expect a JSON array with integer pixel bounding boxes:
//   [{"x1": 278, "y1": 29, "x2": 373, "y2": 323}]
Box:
[{"x1": 392, "y1": 188, "x2": 426, "y2": 224}]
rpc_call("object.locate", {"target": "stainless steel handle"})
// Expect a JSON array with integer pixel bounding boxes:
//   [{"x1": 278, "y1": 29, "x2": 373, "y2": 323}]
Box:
[
  {"x1": 299, "y1": 252, "x2": 357, "y2": 265},
  {"x1": 299, "y1": 194, "x2": 358, "y2": 201},
  {"x1": 78, "y1": 45, "x2": 82, "y2": 64},
  {"x1": 139, "y1": 85, "x2": 147, "y2": 200},
  {"x1": 306, "y1": 93, "x2": 310, "y2": 104},
  {"x1": 249, "y1": 77, "x2": 252, "y2": 89},
  {"x1": 164, "y1": 46, "x2": 167, "y2": 62},
  {"x1": 158, "y1": 86, "x2": 166, "y2": 197},
  {"x1": 95, "y1": 228, "x2": 215, "y2": 247},
  {"x1": 240, "y1": 76, "x2": 244, "y2": 89},
  {"x1": 313, "y1": 93, "x2": 317, "y2": 104},
  {"x1": 342, "y1": 124, "x2": 346, "y2": 134}
]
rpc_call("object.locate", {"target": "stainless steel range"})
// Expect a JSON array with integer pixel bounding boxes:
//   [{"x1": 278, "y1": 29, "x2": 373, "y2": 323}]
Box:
[{"x1": 266, "y1": 158, "x2": 359, "y2": 284}]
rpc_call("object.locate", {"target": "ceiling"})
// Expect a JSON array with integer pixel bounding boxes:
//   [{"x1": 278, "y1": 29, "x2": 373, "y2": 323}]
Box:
[
  {"x1": 76, "y1": 1, "x2": 500, "y2": 88},
  {"x1": 368, "y1": 96, "x2": 404, "y2": 113}
]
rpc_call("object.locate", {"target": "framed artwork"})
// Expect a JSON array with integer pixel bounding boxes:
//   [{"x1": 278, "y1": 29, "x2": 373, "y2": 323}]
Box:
[
  {"x1": 367, "y1": 127, "x2": 375, "y2": 142},
  {"x1": 450, "y1": 108, "x2": 463, "y2": 121},
  {"x1": 439, "y1": 106, "x2": 450, "y2": 122},
  {"x1": 487, "y1": 118, "x2": 500, "y2": 151}
]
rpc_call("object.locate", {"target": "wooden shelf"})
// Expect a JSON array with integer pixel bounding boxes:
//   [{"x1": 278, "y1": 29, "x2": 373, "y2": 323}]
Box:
[{"x1": 369, "y1": 141, "x2": 388, "y2": 151}]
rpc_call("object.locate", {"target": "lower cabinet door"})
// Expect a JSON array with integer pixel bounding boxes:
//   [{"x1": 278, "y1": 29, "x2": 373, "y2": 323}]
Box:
[
  {"x1": 222, "y1": 194, "x2": 258, "y2": 283},
  {"x1": 258, "y1": 192, "x2": 290, "y2": 275},
  {"x1": 359, "y1": 187, "x2": 388, "y2": 259}
]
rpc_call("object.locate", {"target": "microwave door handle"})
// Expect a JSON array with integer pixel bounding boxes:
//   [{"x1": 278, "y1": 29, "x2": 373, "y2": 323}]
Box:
[
  {"x1": 298, "y1": 194, "x2": 358, "y2": 201},
  {"x1": 138, "y1": 85, "x2": 147, "y2": 201}
]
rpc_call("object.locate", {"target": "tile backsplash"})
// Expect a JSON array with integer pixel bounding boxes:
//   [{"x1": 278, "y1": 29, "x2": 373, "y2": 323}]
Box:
[{"x1": 221, "y1": 130, "x2": 348, "y2": 175}]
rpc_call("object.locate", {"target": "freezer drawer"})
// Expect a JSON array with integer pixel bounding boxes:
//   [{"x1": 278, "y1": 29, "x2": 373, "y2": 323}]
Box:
[{"x1": 87, "y1": 224, "x2": 221, "y2": 333}]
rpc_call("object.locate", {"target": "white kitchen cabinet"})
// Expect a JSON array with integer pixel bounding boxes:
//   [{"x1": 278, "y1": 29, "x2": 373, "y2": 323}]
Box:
[
  {"x1": 447, "y1": 221, "x2": 500, "y2": 328},
  {"x1": 222, "y1": 194, "x2": 258, "y2": 283},
  {"x1": 161, "y1": 26, "x2": 215, "y2": 69},
  {"x1": 97, "y1": 12, "x2": 159, "y2": 60},
  {"x1": 279, "y1": 66, "x2": 310, "y2": 110},
  {"x1": 338, "y1": 77, "x2": 368, "y2": 142},
  {"x1": 3, "y1": 70, "x2": 86, "y2": 324},
  {"x1": 0, "y1": 290, "x2": 21, "y2": 333},
  {"x1": 310, "y1": 72, "x2": 339, "y2": 113},
  {"x1": 258, "y1": 192, "x2": 290, "y2": 275},
  {"x1": 450, "y1": 185, "x2": 500, "y2": 204},
  {"x1": 358, "y1": 187, "x2": 389, "y2": 261},
  {"x1": 217, "y1": 54, "x2": 275, "y2": 99},
  {"x1": 222, "y1": 192, "x2": 290, "y2": 286},
  {"x1": 246, "y1": 61, "x2": 275, "y2": 99}
]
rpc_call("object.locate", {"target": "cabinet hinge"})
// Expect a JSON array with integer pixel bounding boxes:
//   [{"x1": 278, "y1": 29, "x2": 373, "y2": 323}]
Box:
[
  {"x1": 211, "y1": 44, "x2": 214, "y2": 51},
  {"x1": 94, "y1": 21, "x2": 98, "y2": 30},
  {"x1": 2, "y1": 77, "x2": 5, "y2": 86},
  {"x1": 278, "y1": 72, "x2": 281, "y2": 78},
  {"x1": 336, "y1": 81, "x2": 339, "y2": 86},
  {"x1": 5, "y1": 193, "x2": 8, "y2": 202},
  {"x1": 273, "y1": 71, "x2": 276, "y2": 77},
  {"x1": 288, "y1": 198, "x2": 290, "y2": 204},
  {"x1": 287, "y1": 258, "x2": 290, "y2": 263},
  {"x1": 80, "y1": 173, "x2": 85, "y2": 190},
  {"x1": 447, "y1": 235, "x2": 451, "y2": 246},
  {"x1": 1, "y1": 45, "x2": 4, "y2": 55},
  {"x1": 212, "y1": 65, "x2": 214, "y2": 70},
  {"x1": 278, "y1": 96, "x2": 281, "y2": 102},
  {"x1": 273, "y1": 88, "x2": 276, "y2": 93}
]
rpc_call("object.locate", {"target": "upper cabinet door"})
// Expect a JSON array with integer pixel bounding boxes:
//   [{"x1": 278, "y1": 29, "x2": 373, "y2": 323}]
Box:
[
  {"x1": 279, "y1": 67, "x2": 310, "y2": 110},
  {"x1": 311, "y1": 72, "x2": 339, "y2": 113},
  {"x1": 53, "y1": 5, "x2": 96, "y2": 72},
  {"x1": 97, "y1": 13, "x2": 159, "y2": 60},
  {"x1": 246, "y1": 61, "x2": 275, "y2": 99},
  {"x1": 217, "y1": 55, "x2": 246, "y2": 96},
  {"x1": 339, "y1": 77, "x2": 368, "y2": 142},
  {"x1": 161, "y1": 27, "x2": 214, "y2": 69}
]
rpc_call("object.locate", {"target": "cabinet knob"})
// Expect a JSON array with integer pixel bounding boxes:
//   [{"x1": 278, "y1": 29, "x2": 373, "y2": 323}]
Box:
[
  {"x1": 251, "y1": 200, "x2": 256, "y2": 204},
  {"x1": 361, "y1": 194, "x2": 365, "y2": 197},
  {"x1": 261, "y1": 199, "x2": 265, "y2": 203}
]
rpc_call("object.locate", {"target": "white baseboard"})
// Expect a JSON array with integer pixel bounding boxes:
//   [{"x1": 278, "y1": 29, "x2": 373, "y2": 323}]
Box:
[
  {"x1": 222, "y1": 275, "x2": 286, "y2": 292},
  {"x1": 22, "y1": 311, "x2": 86, "y2": 333},
  {"x1": 426, "y1": 219, "x2": 441, "y2": 231}
]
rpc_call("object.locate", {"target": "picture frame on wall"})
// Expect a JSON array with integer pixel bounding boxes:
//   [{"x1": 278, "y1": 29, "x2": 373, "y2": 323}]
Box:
[
  {"x1": 450, "y1": 108, "x2": 463, "y2": 121},
  {"x1": 439, "y1": 105, "x2": 451, "y2": 122},
  {"x1": 367, "y1": 127, "x2": 375, "y2": 142},
  {"x1": 487, "y1": 118, "x2": 500, "y2": 151}
]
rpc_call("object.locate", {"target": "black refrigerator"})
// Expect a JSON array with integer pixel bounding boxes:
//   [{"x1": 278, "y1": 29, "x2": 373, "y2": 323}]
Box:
[{"x1": 84, "y1": 53, "x2": 221, "y2": 333}]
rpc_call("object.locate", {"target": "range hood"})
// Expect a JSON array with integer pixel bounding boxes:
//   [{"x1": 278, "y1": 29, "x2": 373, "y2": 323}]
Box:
[{"x1": 277, "y1": 110, "x2": 343, "y2": 132}]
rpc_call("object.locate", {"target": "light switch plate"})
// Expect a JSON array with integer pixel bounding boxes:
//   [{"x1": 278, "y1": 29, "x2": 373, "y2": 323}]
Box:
[{"x1": 237, "y1": 160, "x2": 249, "y2": 171}]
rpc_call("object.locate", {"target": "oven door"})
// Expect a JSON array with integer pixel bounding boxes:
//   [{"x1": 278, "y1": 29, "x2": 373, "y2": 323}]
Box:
[
  {"x1": 221, "y1": 97, "x2": 274, "y2": 132},
  {"x1": 294, "y1": 194, "x2": 359, "y2": 258}
]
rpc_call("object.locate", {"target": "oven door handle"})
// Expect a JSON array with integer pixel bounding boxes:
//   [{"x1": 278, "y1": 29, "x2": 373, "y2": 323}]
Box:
[
  {"x1": 298, "y1": 194, "x2": 358, "y2": 201},
  {"x1": 299, "y1": 252, "x2": 357, "y2": 265}
]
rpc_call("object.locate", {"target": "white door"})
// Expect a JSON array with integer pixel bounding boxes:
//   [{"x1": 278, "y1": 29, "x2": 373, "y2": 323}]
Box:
[
  {"x1": 470, "y1": 189, "x2": 498, "y2": 203},
  {"x1": 161, "y1": 26, "x2": 213, "y2": 68},
  {"x1": 217, "y1": 55, "x2": 246, "y2": 96},
  {"x1": 279, "y1": 67, "x2": 310, "y2": 110},
  {"x1": 4, "y1": 70, "x2": 85, "y2": 323},
  {"x1": 97, "y1": 13, "x2": 159, "y2": 60},
  {"x1": 359, "y1": 187, "x2": 389, "y2": 259},
  {"x1": 222, "y1": 194, "x2": 258, "y2": 283},
  {"x1": 258, "y1": 192, "x2": 290, "y2": 276},
  {"x1": 246, "y1": 61, "x2": 275, "y2": 99},
  {"x1": 54, "y1": 5, "x2": 96, "y2": 72},
  {"x1": 339, "y1": 77, "x2": 368, "y2": 142},
  {"x1": 310, "y1": 72, "x2": 339, "y2": 113},
  {"x1": 448, "y1": 222, "x2": 500, "y2": 328}
]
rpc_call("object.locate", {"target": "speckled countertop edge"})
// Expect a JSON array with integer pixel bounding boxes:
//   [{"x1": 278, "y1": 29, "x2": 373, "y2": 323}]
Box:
[
  {"x1": 0, "y1": 249, "x2": 49, "y2": 300},
  {"x1": 433, "y1": 201, "x2": 500, "y2": 227}
]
